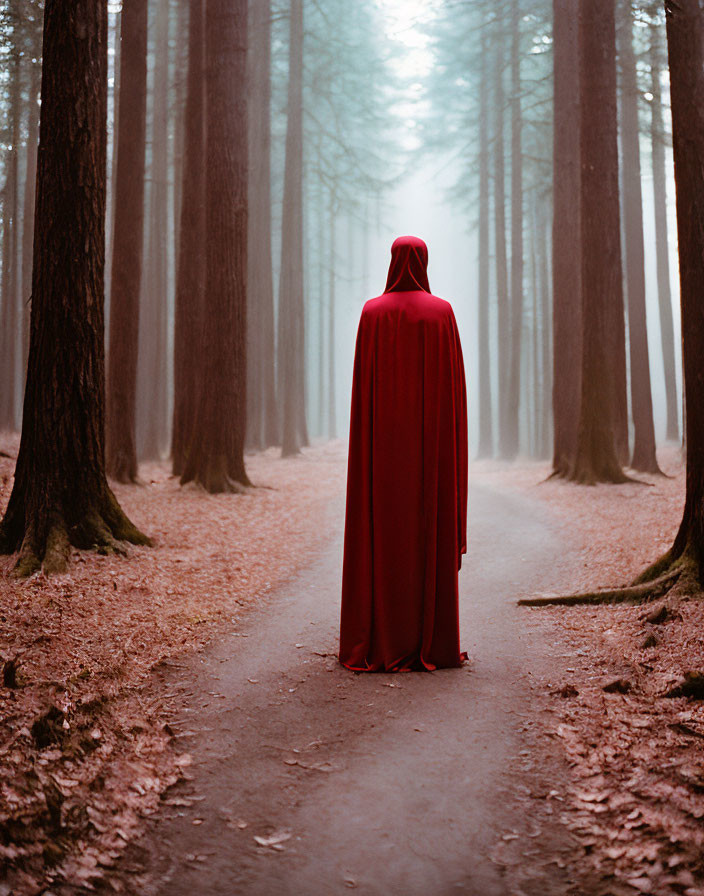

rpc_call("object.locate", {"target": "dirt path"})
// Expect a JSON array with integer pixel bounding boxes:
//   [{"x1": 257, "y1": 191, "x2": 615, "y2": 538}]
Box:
[{"x1": 103, "y1": 483, "x2": 586, "y2": 896}]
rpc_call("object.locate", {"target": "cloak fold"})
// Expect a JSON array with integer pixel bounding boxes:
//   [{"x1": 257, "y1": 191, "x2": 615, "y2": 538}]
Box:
[{"x1": 339, "y1": 235, "x2": 468, "y2": 672}]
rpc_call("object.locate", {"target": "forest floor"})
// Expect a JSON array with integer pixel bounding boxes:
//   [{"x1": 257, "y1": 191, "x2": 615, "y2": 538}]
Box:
[{"x1": 1, "y1": 436, "x2": 703, "y2": 895}]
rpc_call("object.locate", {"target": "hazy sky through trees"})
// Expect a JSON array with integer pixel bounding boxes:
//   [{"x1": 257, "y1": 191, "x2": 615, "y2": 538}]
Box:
[
  {"x1": 0, "y1": 0, "x2": 684, "y2": 460},
  {"x1": 341, "y1": 0, "x2": 683, "y2": 455}
]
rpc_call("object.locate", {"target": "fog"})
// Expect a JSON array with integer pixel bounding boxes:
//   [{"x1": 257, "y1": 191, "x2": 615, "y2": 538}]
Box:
[{"x1": 0, "y1": 0, "x2": 684, "y2": 469}]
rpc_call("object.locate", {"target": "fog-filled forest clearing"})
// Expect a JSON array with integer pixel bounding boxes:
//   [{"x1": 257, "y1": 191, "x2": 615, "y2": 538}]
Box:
[{"x1": 1, "y1": 0, "x2": 704, "y2": 893}]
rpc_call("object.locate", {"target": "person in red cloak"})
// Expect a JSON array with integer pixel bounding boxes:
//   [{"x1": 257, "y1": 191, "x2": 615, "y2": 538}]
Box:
[{"x1": 339, "y1": 235, "x2": 468, "y2": 672}]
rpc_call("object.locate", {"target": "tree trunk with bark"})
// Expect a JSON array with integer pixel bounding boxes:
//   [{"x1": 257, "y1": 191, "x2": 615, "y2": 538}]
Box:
[
  {"x1": 180, "y1": 0, "x2": 249, "y2": 492},
  {"x1": 327, "y1": 190, "x2": 337, "y2": 441},
  {"x1": 247, "y1": 0, "x2": 277, "y2": 451},
  {"x1": 172, "y1": 0, "x2": 206, "y2": 477},
  {"x1": 551, "y1": 0, "x2": 582, "y2": 477},
  {"x1": 21, "y1": 65, "x2": 41, "y2": 379},
  {"x1": 505, "y1": 0, "x2": 524, "y2": 460},
  {"x1": 138, "y1": 0, "x2": 170, "y2": 461},
  {"x1": 0, "y1": 0, "x2": 150, "y2": 576},
  {"x1": 658, "y1": 0, "x2": 704, "y2": 580},
  {"x1": 570, "y1": 0, "x2": 628, "y2": 484},
  {"x1": 105, "y1": 0, "x2": 148, "y2": 483},
  {"x1": 538, "y1": 201, "x2": 552, "y2": 460},
  {"x1": 0, "y1": 42, "x2": 21, "y2": 430},
  {"x1": 493, "y1": 18, "x2": 510, "y2": 458},
  {"x1": 172, "y1": 0, "x2": 190, "y2": 259},
  {"x1": 650, "y1": 20, "x2": 679, "y2": 444},
  {"x1": 618, "y1": 0, "x2": 661, "y2": 474},
  {"x1": 278, "y1": 0, "x2": 307, "y2": 456},
  {"x1": 520, "y1": 0, "x2": 704, "y2": 607},
  {"x1": 317, "y1": 192, "x2": 326, "y2": 436},
  {"x1": 476, "y1": 30, "x2": 493, "y2": 459}
]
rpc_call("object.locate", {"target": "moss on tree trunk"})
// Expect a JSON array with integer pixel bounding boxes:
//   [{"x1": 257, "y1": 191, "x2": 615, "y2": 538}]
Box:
[{"x1": 0, "y1": 0, "x2": 150, "y2": 576}]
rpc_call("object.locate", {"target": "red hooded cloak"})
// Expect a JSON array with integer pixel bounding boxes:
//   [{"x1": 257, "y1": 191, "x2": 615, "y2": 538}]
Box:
[{"x1": 339, "y1": 235, "x2": 468, "y2": 672}]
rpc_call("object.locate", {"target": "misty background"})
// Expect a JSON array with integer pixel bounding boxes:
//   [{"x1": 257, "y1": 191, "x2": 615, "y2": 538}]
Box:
[{"x1": 0, "y1": 0, "x2": 681, "y2": 459}]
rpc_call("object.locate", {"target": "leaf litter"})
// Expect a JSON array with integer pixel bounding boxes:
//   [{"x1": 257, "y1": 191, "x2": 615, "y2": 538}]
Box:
[
  {"x1": 0, "y1": 434, "x2": 345, "y2": 894},
  {"x1": 474, "y1": 446, "x2": 704, "y2": 893}
]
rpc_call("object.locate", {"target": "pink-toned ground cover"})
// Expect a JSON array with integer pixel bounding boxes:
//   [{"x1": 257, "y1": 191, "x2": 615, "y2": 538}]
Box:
[
  {"x1": 0, "y1": 435, "x2": 346, "y2": 893},
  {"x1": 474, "y1": 447, "x2": 704, "y2": 895},
  {"x1": 2, "y1": 435, "x2": 703, "y2": 894}
]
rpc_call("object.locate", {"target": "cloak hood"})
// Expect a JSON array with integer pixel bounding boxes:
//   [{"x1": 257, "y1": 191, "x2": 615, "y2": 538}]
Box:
[{"x1": 384, "y1": 235, "x2": 431, "y2": 294}]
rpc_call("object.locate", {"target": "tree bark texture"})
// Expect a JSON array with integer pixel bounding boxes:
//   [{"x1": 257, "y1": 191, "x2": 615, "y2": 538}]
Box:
[
  {"x1": 278, "y1": 0, "x2": 307, "y2": 456},
  {"x1": 570, "y1": 0, "x2": 628, "y2": 484},
  {"x1": 21, "y1": 65, "x2": 41, "y2": 379},
  {"x1": 105, "y1": 6, "x2": 121, "y2": 327},
  {"x1": 246, "y1": 0, "x2": 278, "y2": 450},
  {"x1": 618, "y1": 0, "x2": 661, "y2": 474},
  {"x1": 650, "y1": 20, "x2": 679, "y2": 443},
  {"x1": 172, "y1": 0, "x2": 206, "y2": 477},
  {"x1": 180, "y1": 0, "x2": 249, "y2": 491},
  {"x1": 327, "y1": 191, "x2": 337, "y2": 440},
  {"x1": 665, "y1": 0, "x2": 704, "y2": 569},
  {"x1": 317, "y1": 193, "x2": 326, "y2": 436},
  {"x1": 493, "y1": 18, "x2": 510, "y2": 458},
  {"x1": 106, "y1": 0, "x2": 148, "y2": 483},
  {"x1": 0, "y1": 43, "x2": 21, "y2": 430},
  {"x1": 0, "y1": 0, "x2": 149, "y2": 575},
  {"x1": 538, "y1": 202, "x2": 552, "y2": 459},
  {"x1": 138, "y1": 0, "x2": 170, "y2": 461},
  {"x1": 476, "y1": 30, "x2": 493, "y2": 459},
  {"x1": 505, "y1": 0, "x2": 524, "y2": 460},
  {"x1": 551, "y1": 0, "x2": 582, "y2": 476}
]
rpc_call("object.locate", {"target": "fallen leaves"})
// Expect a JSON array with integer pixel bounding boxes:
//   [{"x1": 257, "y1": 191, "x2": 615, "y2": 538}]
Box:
[
  {"x1": 476, "y1": 448, "x2": 704, "y2": 892},
  {"x1": 664, "y1": 671, "x2": 704, "y2": 699},
  {"x1": 0, "y1": 438, "x2": 346, "y2": 894}
]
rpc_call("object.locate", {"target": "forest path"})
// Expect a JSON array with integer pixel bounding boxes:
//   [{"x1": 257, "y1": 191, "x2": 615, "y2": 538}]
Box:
[{"x1": 111, "y1": 481, "x2": 583, "y2": 896}]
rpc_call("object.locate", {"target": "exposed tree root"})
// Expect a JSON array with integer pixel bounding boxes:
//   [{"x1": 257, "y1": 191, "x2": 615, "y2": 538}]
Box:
[
  {"x1": 543, "y1": 467, "x2": 652, "y2": 487},
  {"x1": 518, "y1": 550, "x2": 701, "y2": 607},
  {"x1": 106, "y1": 450, "x2": 140, "y2": 485},
  {"x1": 180, "y1": 452, "x2": 252, "y2": 494},
  {"x1": 181, "y1": 473, "x2": 253, "y2": 495},
  {"x1": 1, "y1": 487, "x2": 152, "y2": 578}
]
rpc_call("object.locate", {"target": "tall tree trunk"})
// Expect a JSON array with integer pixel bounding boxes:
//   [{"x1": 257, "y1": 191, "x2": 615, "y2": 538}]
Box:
[
  {"x1": 172, "y1": 0, "x2": 190, "y2": 259},
  {"x1": 180, "y1": 0, "x2": 249, "y2": 491},
  {"x1": 0, "y1": 200, "x2": 12, "y2": 424},
  {"x1": 617, "y1": 0, "x2": 661, "y2": 474},
  {"x1": 476, "y1": 30, "x2": 493, "y2": 459},
  {"x1": 505, "y1": 0, "x2": 523, "y2": 460},
  {"x1": 327, "y1": 190, "x2": 337, "y2": 440},
  {"x1": 278, "y1": 0, "x2": 306, "y2": 456},
  {"x1": 106, "y1": 0, "x2": 148, "y2": 483},
  {"x1": 138, "y1": 0, "x2": 170, "y2": 460},
  {"x1": 539, "y1": 202, "x2": 552, "y2": 460},
  {"x1": 551, "y1": 0, "x2": 582, "y2": 476},
  {"x1": 530, "y1": 202, "x2": 540, "y2": 457},
  {"x1": 570, "y1": 0, "x2": 628, "y2": 484},
  {"x1": 650, "y1": 20, "x2": 679, "y2": 444},
  {"x1": 660, "y1": 0, "x2": 704, "y2": 574},
  {"x1": 0, "y1": 0, "x2": 149, "y2": 576},
  {"x1": 247, "y1": 0, "x2": 277, "y2": 451},
  {"x1": 0, "y1": 45, "x2": 21, "y2": 430},
  {"x1": 21, "y1": 66, "x2": 41, "y2": 381},
  {"x1": 493, "y1": 18, "x2": 510, "y2": 457},
  {"x1": 172, "y1": 0, "x2": 205, "y2": 477},
  {"x1": 317, "y1": 192, "x2": 326, "y2": 436},
  {"x1": 106, "y1": 6, "x2": 121, "y2": 327}
]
